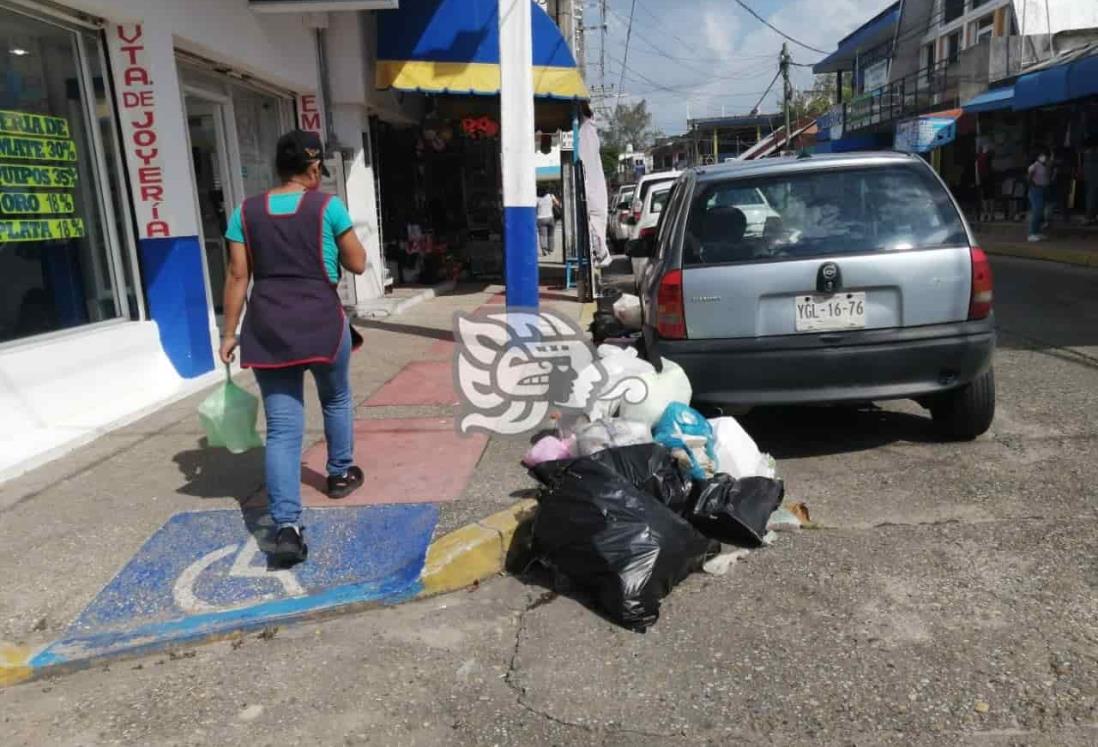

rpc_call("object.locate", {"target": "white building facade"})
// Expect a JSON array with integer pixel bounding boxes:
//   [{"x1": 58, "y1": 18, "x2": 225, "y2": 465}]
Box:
[{"x1": 0, "y1": 0, "x2": 402, "y2": 479}]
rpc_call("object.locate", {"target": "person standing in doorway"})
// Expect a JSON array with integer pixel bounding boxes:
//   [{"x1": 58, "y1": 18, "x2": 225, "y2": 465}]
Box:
[
  {"x1": 1083, "y1": 138, "x2": 1098, "y2": 225},
  {"x1": 536, "y1": 188, "x2": 559, "y2": 257},
  {"x1": 219, "y1": 129, "x2": 368, "y2": 567},
  {"x1": 1027, "y1": 149, "x2": 1050, "y2": 242},
  {"x1": 975, "y1": 143, "x2": 995, "y2": 222}
]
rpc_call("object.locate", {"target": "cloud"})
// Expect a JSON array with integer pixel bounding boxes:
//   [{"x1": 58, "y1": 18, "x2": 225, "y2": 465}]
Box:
[{"x1": 604, "y1": 0, "x2": 889, "y2": 133}]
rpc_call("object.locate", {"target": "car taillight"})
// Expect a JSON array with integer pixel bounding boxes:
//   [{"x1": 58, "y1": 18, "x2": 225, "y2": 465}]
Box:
[
  {"x1": 639, "y1": 226, "x2": 656, "y2": 239},
  {"x1": 969, "y1": 247, "x2": 993, "y2": 320},
  {"x1": 656, "y1": 269, "x2": 687, "y2": 339},
  {"x1": 633, "y1": 203, "x2": 641, "y2": 220}
]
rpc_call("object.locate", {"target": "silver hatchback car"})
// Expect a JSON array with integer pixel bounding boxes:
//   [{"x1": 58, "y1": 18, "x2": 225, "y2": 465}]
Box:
[{"x1": 635, "y1": 152, "x2": 995, "y2": 440}]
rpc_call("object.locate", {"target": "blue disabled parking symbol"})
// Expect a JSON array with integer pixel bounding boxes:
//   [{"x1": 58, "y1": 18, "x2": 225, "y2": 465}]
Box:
[{"x1": 33, "y1": 505, "x2": 438, "y2": 668}]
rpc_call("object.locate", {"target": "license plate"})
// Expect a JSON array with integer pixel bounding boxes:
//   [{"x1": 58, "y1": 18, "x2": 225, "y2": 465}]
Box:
[{"x1": 794, "y1": 292, "x2": 867, "y2": 332}]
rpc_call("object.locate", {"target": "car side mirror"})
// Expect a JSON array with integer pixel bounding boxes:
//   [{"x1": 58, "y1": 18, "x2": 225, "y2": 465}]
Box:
[
  {"x1": 626, "y1": 237, "x2": 655, "y2": 258},
  {"x1": 617, "y1": 201, "x2": 631, "y2": 211}
]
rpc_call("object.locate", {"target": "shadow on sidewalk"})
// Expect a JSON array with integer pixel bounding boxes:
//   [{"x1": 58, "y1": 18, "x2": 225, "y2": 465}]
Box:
[
  {"x1": 353, "y1": 319, "x2": 454, "y2": 342},
  {"x1": 740, "y1": 405, "x2": 941, "y2": 459},
  {"x1": 172, "y1": 439, "x2": 266, "y2": 505}
]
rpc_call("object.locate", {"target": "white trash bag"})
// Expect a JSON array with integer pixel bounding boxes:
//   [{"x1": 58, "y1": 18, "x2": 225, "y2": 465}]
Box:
[
  {"x1": 612, "y1": 293, "x2": 643, "y2": 331},
  {"x1": 709, "y1": 416, "x2": 776, "y2": 479},
  {"x1": 619, "y1": 358, "x2": 693, "y2": 428},
  {"x1": 584, "y1": 346, "x2": 656, "y2": 421},
  {"x1": 575, "y1": 418, "x2": 653, "y2": 456}
]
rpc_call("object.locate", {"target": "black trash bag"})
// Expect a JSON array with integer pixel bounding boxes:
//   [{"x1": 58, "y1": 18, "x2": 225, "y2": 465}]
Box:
[
  {"x1": 531, "y1": 457, "x2": 716, "y2": 631},
  {"x1": 589, "y1": 310, "x2": 627, "y2": 344},
  {"x1": 685, "y1": 474, "x2": 785, "y2": 547},
  {"x1": 580, "y1": 443, "x2": 693, "y2": 514}
]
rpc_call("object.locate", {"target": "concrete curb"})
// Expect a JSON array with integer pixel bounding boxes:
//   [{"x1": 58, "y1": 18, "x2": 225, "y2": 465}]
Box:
[
  {"x1": 0, "y1": 499, "x2": 538, "y2": 689},
  {"x1": 353, "y1": 279, "x2": 458, "y2": 319},
  {"x1": 983, "y1": 243, "x2": 1098, "y2": 268}
]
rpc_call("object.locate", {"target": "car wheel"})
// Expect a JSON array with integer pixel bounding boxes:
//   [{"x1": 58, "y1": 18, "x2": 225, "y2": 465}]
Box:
[{"x1": 930, "y1": 368, "x2": 995, "y2": 441}]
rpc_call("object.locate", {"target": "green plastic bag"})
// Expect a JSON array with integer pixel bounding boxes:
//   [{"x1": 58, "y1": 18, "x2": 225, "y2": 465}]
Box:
[{"x1": 198, "y1": 366, "x2": 264, "y2": 454}]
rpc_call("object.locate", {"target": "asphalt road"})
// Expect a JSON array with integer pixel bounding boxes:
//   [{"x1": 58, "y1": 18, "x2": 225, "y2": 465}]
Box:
[{"x1": 4, "y1": 256, "x2": 1097, "y2": 746}]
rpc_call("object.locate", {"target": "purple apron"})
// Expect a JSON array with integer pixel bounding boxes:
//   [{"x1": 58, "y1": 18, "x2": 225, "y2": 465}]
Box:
[{"x1": 238, "y1": 190, "x2": 346, "y2": 369}]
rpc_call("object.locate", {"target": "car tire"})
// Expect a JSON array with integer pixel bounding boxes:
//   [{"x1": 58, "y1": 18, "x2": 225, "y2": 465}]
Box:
[{"x1": 930, "y1": 368, "x2": 995, "y2": 441}]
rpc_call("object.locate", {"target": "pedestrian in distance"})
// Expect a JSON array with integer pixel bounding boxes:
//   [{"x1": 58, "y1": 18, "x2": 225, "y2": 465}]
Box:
[
  {"x1": 1027, "y1": 149, "x2": 1051, "y2": 242},
  {"x1": 219, "y1": 129, "x2": 368, "y2": 567},
  {"x1": 536, "y1": 187, "x2": 560, "y2": 256}
]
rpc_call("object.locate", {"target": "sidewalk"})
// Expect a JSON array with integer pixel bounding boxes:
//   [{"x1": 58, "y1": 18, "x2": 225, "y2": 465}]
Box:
[
  {"x1": 976, "y1": 220, "x2": 1098, "y2": 267},
  {"x1": 0, "y1": 282, "x2": 580, "y2": 684}
]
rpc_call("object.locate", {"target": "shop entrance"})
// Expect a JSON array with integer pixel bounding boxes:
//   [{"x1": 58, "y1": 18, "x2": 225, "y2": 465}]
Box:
[{"x1": 184, "y1": 94, "x2": 236, "y2": 315}]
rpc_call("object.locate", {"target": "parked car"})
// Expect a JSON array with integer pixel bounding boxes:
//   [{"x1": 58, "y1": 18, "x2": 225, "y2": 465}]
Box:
[
  {"x1": 626, "y1": 171, "x2": 681, "y2": 241},
  {"x1": 608, "y1": 184, "x2": 636, "y2": 253},
  {"x1": 633, "y1": 152, "x2": 996, "y2": 439},
  {"x1": 628, "y1": 182, "x2": 673, "y2": 293}
]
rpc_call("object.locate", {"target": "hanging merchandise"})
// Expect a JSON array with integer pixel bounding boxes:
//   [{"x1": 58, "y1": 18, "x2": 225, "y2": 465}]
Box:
[
  {"x1": 652, "y1": 403, "x2": 718, "y2": 480},
  {"x1": 619, "y1": 359, "x2": 692, "y2": 427},
  {"x1": 709, "y1": 417, "x2": 777, "y2": 479},
  {"x1": 530, "y1": 457, "x2": 717, "y2": 631},
  {"x1": 685, "y1": 474, "x2": 785, "y2": 547},
  {"x1": 612, "y1": 293, "x2": 643, "y2": 330}
]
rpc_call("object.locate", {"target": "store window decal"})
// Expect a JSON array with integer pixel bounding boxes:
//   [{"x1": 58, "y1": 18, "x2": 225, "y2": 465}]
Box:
[{"x1": 0, "y1": 108, "x2": 84, "y2": 242}]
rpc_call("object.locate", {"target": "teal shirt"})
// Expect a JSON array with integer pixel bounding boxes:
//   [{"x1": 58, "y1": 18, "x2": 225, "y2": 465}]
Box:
[{"x1": 225, "y1": 192, "x2": 354, "y2": 283}]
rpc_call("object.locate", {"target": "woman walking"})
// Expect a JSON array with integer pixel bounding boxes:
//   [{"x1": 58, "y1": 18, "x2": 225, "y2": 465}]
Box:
[{"x1": 219, "y1": 129, "x2": 368, "y2": 567}]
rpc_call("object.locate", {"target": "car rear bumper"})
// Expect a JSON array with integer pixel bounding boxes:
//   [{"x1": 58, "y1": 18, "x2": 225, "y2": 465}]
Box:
[{"x1": 655, "y1": 318, "x2": 996, "y2": 406}]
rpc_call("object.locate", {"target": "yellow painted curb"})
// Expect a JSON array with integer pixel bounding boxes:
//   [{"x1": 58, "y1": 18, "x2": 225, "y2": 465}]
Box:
[
  {"x1": 0, "y1": 642, "x2": 32, "y2": 687},
  {"x1": 420, "y1": 499, "x2": 537, "y2": 596},
  {"x1": 983, "y1": 243, "x2": 1098, "y2": 268},
  {"x1": 580, "y1": 301, "x2": 596, "y2": 329}
]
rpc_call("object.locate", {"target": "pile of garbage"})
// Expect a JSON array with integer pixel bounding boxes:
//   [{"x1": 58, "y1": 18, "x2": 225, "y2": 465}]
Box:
[{"x1": 521, "y1": 342, "x2": 806, "y2": 632}]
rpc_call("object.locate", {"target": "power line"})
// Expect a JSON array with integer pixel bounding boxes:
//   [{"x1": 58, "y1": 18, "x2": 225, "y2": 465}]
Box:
[
  {"x1": 730, "y1": 0, "x2": 828, "y2": 54},
  {"x1": 617, "y1": 0, "x2": 638, "y2": 99},
  {"x1": 751, "y1": 68, "x2": 782, "y2": 115}
]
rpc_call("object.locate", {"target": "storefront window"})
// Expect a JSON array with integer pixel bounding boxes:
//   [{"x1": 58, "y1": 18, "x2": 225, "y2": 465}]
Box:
[{"x1": 0, "y1": 7, "x2": 129, "y2": 344}]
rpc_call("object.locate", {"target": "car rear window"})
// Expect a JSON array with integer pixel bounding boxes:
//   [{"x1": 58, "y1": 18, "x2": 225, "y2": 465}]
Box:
[
  {"x1": 638, "y1": 176, "x2": 675, "y2": 205},
  {"x1": 682, "y1": 164, "x2": 967, "y2": 267},
  {"x1": 650, "y1": 188, "x2": 671, "y2": 213}
]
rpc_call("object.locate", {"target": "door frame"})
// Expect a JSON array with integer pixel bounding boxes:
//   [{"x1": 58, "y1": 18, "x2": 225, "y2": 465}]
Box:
[{"x1": 181, "y1": 85, "x2": 243, "y2": 322}]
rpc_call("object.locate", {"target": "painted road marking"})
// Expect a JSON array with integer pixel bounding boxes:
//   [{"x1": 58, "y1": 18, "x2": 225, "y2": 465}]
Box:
[
  {"x1": 30, "y1": 505, "x2": 438, "y2": 666},
  {"x1": 173, "y1": 536, "x2": 305, "y2": 614}
]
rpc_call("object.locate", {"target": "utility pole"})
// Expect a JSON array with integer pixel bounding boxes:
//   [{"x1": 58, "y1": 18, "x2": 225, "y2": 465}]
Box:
[
  {"x1": 780, "y1": 42, "x2": 792, "y2": 153},
  {"x1": 499, "y1": 0, "x2": 538, "y2": 309}
]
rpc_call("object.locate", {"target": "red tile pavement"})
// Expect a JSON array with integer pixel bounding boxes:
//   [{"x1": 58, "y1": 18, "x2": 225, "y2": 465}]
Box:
[
  {"x1": 299, "y1": 418, "x2": 487, "y2": 507},
  {"x1": 365, "y1": 360, "x2": 459, "y2": 407},
  {"x1": 426, "y1": 338, "x2": 457, "y2": 359}
]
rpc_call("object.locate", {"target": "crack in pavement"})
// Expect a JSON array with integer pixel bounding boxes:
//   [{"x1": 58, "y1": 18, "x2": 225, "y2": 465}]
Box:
[{"x1": 502, "y1": 588, "x2": 684, "y2": 741}]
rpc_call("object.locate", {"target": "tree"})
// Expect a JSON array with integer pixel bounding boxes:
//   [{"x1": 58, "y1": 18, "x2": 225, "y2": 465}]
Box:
[
  {"x1": 786, "y1": 74, "x2": 834, "y2": 124},
  {"x1": 784, "y1": 74, "x2": 849, "y2": 124},
  {"x1": 600, "y1": 100, "x2": 661, "y2": 155}
]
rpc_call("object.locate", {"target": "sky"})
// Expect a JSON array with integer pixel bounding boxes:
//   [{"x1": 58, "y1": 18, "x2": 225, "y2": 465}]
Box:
[{"x1": 583, "y1": 0, "x2": 893, "y2": 135}]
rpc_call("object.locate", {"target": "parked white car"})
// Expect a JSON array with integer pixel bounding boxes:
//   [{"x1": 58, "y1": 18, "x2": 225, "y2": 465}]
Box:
[
  {"x1": 626, "y1": 171, "x2": 681, "y2": 241},
  {"x1": 608, "y1": 184, "x2": 635, "y2": 252},
  {"x1": 628, "y1": 182, "x2": 673, "y2": 292}
]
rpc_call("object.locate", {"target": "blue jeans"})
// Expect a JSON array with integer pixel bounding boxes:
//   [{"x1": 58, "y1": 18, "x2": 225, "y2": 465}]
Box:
[
  {"x1": 1028, "y1": 186, "x2": 1046, "y2": 236},
  {"x1": 255, "y1": 323, "x2": 354, "y2": 527}
]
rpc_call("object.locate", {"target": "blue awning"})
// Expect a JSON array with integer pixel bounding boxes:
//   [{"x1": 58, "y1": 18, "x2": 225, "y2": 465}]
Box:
[
  {"x1": 1014, "y1": 47, "x2": 1098, "y2": 110},
  {"x1": 962, "y1": 86, "x2": 1014, "y2": 113},
  {"x1": 813, "y1": 3, "x2": 900, "y2": 74},
  {"x1": 375, "y1": 0, "x2": 588, "y2": 100}
]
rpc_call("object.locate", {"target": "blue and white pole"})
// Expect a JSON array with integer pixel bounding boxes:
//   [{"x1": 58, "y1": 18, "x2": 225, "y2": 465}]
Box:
[{"x1": 499, "y1": 0, "x2": 539, "y2": 310}]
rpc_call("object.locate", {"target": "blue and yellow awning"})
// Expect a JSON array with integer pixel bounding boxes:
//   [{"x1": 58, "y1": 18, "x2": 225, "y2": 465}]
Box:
[{"x1": 376, "y1": 0, "x2": 588, "y2": 100}]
